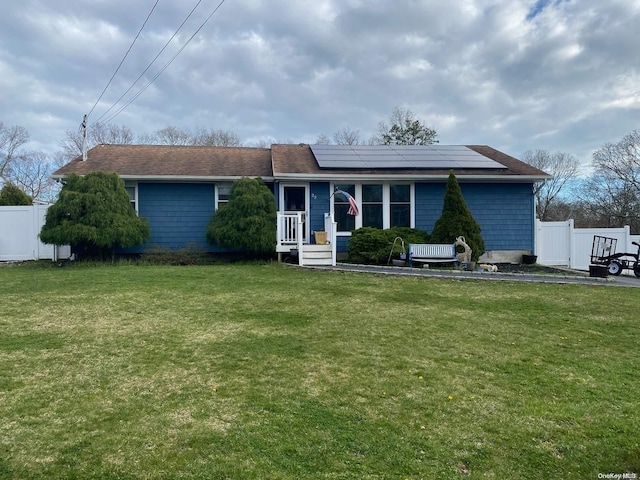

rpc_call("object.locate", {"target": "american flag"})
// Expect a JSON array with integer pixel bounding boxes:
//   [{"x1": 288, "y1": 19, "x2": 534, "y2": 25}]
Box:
[{"x1": 335, "y1": 189, "x2": 359, "y2": 216}]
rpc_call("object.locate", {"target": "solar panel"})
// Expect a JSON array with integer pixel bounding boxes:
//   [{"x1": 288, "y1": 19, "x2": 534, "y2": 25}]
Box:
[{"x1": 309, "y1": 145, "x2": 507, "y2": 169}]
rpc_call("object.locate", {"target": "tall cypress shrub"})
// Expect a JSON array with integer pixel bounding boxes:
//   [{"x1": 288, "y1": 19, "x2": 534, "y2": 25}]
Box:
[{"x1": 431, "y1": 171, "x2": 485, "y2": 261}]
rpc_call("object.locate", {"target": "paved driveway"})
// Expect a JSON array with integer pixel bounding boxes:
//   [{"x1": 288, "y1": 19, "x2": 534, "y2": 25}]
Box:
[{"x1": 306, "y1": 263, "x2": 640, "y2": 288}]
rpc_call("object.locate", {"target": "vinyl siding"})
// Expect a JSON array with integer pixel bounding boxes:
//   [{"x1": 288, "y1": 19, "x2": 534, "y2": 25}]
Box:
[
  {"x1": 309, "y1": 182, "x2": 331, "y2": 239},
  {"x1": 415, "y1": 182, "x2": 534, "y2": 251},
  {"x1": 137, "y1": 183, "x2": 216, "y2": 251}
]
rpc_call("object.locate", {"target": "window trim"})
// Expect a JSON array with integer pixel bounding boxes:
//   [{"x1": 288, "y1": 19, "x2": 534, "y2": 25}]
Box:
[
  {"x1": 124, "y1": 181, "x2": 139, "y2": 214},
  {"x1": 215, "y1": 183, "x2": 233, "y2": 210}
]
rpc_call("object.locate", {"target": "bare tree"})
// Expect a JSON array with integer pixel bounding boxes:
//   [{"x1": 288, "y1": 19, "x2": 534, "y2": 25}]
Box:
[
  {"x1": 93, "y1": 123, "x2": 134, "y2": 145},
  {"x1": 314, "y1": 133, "x2": 331, "y2": 145},
  {"x1": 592, "y1": 129, "x2": 640, "y2": 192},
  {"x1": 141, "y1": 125, "x2": 192, "y2": 145},
  {"x1": 249, "y1": 139, "x2": 273, "y2": 148},
  {"x1": 10, "y1": 151, "x2": 60, "y2": 202},
  {"x1": 373, "y1": 107, "x2": 438, "y2": 145},
  {"x1": 60, "y1": 122, "x2": 134, "y2": 161},
  {"x1": 191, "y1": 127, "x2": 241, "y2": 147},
  {"x1": 139, "y1": 125, "x2": 242, "y2": 147},
  {"x1": 0, "y1": 122, "x2": 30, "y2": 181},
  {"x1": 577, "y1": 172, "x2": 640, "y2": 232},
  {"x1": 333, "y1": 127, "x2": 361, "y2": 145},
  {"x1": 522, "y1": 150, "x2": 580, "y2": 220}
]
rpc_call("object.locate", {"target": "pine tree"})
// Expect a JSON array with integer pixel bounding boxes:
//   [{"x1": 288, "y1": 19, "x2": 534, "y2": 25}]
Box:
[
  {"x1": 206, "y1": 177, "x2": 276, "y2": 255},
  {"x1": 40, "y1": 172, "x2": 150, "y2": 260},
  {"x1": 431, "y1": 171, "x2": 485, "y2": 261}
]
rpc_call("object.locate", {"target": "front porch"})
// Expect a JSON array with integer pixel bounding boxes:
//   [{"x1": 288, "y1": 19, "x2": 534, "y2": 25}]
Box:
[{"x1": 276, "y1": 212, "x2": 337, "y2": 266}]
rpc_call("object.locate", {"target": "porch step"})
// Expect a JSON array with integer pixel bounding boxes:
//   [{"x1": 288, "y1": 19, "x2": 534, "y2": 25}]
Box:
[
  {"x1": 301, "y1": 244, "x2": 333, "y2": 266},
  {"x1": 302, "y1": 257, "x2": 334, "y2": 266},
  {"x1": 302, "y1": 244, "x2": 332, "y2": 252}
]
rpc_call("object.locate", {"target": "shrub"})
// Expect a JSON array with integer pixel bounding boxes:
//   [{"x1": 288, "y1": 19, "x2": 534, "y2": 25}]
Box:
[
  {"x1": 39, "y1": 172, "x2": 150, "y2": 261},
  {"x1": 430, "y1": 171, "x2": 485, "y2": 261},
  {"x1": 0, "y1": 183, "x2": 32, "y2": 205},
  {"x1": 206, "y1": 178, "x2": 276, "y2": 255},
  {"x1": 347, "y1": 227, "x2": 430, "y2": 264}
]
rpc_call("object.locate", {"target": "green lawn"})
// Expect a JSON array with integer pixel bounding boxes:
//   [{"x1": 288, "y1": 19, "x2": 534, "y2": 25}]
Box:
[{"x1": 0, "y1": 263, "x2": 638, "y2": 479}]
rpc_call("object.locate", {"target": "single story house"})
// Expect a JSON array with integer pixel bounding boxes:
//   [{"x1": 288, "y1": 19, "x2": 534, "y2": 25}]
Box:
[{"x1": 52, "y1": 143, "x2": 549, "y2": 265}]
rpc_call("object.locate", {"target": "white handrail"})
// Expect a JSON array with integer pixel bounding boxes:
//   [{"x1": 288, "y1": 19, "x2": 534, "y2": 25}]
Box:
[{"x1": 297, "y1": 213, "x2": 303, "y2": 266}]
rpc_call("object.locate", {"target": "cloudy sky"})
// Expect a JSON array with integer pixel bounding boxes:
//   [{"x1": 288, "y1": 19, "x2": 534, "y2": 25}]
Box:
[{"x1": 1, "y1": 0, "x2": 638, "y2": 170}]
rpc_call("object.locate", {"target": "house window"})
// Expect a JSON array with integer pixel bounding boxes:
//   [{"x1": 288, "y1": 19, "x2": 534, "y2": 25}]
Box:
[
  {"x1": 334, "y1": 184, "x2": 356, "y2": 232},
  {"x1": 362, "y1": 184, "x2": 383, "y2": 229},
  {"x1": 332, "y1": 183, "x2": 414, "y2": 233},
  {"x1": 390, "y1": 184, "x2": 411, "y2": 227},
  {"x1": 216, "y1": 184, "x2": 232, "y2": 209},
  {"x1": 124, "y1": 182, "x2": 138, "y2": 212}
]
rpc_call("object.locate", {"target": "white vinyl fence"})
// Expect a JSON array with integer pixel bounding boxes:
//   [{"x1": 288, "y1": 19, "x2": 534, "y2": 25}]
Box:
[
  {"x1": 0, "y1": 205, "x2": 69, "y2": 261},
  {"x1": 536, "y1": 219, "x2": 640, "y2": 270}
]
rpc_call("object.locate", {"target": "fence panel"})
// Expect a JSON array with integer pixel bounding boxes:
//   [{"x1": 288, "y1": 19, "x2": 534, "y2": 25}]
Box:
[
  {"x1": 537, "y1": 220, "x2": 639, "y2": 270},
  {"x1": 536, "y1": 220, "x2": 572, "y2": 265},
  {"x1": 0, "y1": 205, "x2": 58, "y2": 261}
]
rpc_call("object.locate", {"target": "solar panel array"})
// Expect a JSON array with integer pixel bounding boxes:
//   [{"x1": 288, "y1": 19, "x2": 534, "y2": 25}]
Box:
[{"x1": 310, "y1": 145, "x2": 507, "y2": 170}]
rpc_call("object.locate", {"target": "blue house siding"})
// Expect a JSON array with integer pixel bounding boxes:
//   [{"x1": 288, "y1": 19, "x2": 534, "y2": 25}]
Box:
[
  {"x1": 309, "y1": 182, "x2": 330, "y2": 241},
  {"x1": 415, "y1": 182, "x2": 534, "y2": 251},
  {"x1": 137, "y1": 183, "x2": 216, "y2": 251}
]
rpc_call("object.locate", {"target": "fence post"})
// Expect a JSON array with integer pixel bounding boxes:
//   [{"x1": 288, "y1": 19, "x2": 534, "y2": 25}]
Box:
[
  {"x1": 624, "y1": 225, "x2": 631, "y2": 253},
  {"x1": 568, "y1": 219, "x2": 575, "y2": 269}
]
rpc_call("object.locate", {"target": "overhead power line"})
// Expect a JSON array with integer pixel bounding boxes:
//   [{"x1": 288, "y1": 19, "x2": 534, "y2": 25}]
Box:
[
  {"x1": 94, "y1": 0, "x2": 205, "y2": 124},
  {"x1": 88, "y1": 0, "x2": 159, "y2": 119},
  {"x1": 96, "y1": 0, "x2": 227, "y2": 125}
]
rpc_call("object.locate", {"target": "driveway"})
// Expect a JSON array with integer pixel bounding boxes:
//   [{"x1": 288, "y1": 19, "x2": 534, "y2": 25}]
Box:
[{"x1": 305, "y1": 263, "x2": 640, "y2": 288}]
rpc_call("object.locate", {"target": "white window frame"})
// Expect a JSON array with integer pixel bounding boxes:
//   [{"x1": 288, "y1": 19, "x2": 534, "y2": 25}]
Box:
[
  {"x1": 215, "y1": 183, "x2": 233, "y2": 210},
  {"x1": 331, "y1": 182, "x2": 415, "y2": 235},
  {"x1": 124, "y1": 181, "x2": 139, "y2": 214}
]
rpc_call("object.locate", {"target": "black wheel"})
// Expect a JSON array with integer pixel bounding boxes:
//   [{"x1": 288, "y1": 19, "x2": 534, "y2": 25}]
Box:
[
  {"x1": 608, "y1": 260, "x2": 623, "y2": 276},
  {"x1": 634, "y1": 262, "x2": 640, "y2": 278}
]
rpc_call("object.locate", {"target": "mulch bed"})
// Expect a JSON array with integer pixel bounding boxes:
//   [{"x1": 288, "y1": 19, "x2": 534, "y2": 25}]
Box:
[{"x1": 489, "y1": 263, "x2": 580, "y2": 275}]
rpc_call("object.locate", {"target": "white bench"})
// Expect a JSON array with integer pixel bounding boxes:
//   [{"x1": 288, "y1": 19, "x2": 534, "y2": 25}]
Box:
[{"x1": 408, "y1": 243, "x2": 457, "y2": 267}]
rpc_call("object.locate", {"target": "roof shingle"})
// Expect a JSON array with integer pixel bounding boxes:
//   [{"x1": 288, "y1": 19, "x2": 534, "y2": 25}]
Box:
[
  {"x1": 53, "y1": 143, "x2": 549, "y2": 181},
  {"x1": 53, "y1": 144, "x2": 273, "y2": 179}
]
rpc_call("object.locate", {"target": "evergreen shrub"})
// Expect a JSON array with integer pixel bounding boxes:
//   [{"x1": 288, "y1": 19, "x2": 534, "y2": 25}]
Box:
[
  {"x1": 430, "y1": 171, "x2": 485, "y2": 261},
  {"x1": 206, "y1": 177, "x2": 276, "y2": 255},
  {"x1": 347, "y1": 227, "x2": 430, "y2": 264},
  {"x1": 0, "y1": 183, "x2": 32, "y2": 205}
]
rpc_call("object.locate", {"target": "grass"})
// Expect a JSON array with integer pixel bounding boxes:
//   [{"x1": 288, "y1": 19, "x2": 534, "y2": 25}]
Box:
[{"x1": 0, "y1": 262, "x2": 639, "y2": 479}]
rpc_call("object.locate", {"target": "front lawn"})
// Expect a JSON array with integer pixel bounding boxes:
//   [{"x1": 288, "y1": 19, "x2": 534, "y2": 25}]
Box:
[{"x1": 0, "y1": 263, "x2": 638, "y2": 478}]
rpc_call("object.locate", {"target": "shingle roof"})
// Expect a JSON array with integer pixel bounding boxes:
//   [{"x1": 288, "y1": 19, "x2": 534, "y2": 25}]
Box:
[
  {"x1": 52, "y1": 143, "x2": 549, "y2": 181},
  {"x1": 52, "y1": 144, "x2": 273, "y2": 179},
  {"x1": 270, "y1": 144, "x2": 548, "y2": 179}
]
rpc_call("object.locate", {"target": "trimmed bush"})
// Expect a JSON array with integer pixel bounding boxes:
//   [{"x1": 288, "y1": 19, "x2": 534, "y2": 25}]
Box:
[
  {"x1": 347, "y1": 227, "x2": 430, "y2": 264},
  {"x1": 430, "y1": 171, "x2": 485, "y2": 262}
]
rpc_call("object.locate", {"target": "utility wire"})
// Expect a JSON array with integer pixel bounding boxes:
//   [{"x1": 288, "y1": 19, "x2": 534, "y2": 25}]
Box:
[
  {"x1": 88, "y1": 0, "x2": 159, "y2": 119},
  {"x1": 94, "y1": 0, "x2": 212, "y2": 125},
  {"x1": 100, "y1": 0, "x2": 226, "y2": 125}
]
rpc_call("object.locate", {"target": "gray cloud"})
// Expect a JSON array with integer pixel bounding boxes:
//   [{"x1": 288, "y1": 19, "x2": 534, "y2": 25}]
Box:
[{"x1": 0, "y1": 0, "x2": 638, "y2": 166}]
